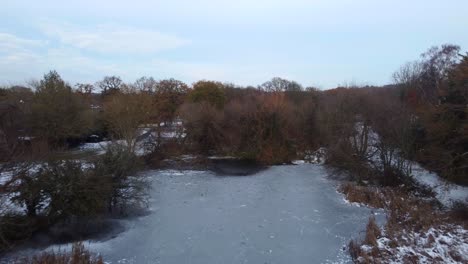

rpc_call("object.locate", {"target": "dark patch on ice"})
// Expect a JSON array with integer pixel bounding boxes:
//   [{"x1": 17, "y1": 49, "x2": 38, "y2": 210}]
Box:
[
  {"x1": 47, "y1": 219, "x2": 125, "y2": 244},
  {"x1": 7, "y1": 218, "x2": 128, "y2": 255},
  {"x1": 209, "y1": 158, "x2": 266, "y2": 176}
]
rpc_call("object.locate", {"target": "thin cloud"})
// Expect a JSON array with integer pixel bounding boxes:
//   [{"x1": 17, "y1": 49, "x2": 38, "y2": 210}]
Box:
[
  {"x1": 0, "y1": 33, "x2": 45, "y2": 53},
  {"x1": 39, "y1": 22, "x2": 190, "y2": 54}
]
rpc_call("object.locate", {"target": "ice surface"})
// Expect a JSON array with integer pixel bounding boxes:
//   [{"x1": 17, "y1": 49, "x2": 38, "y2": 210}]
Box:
[{"x1": 13, "y1": 164, "x2": 381, "y2": 264}]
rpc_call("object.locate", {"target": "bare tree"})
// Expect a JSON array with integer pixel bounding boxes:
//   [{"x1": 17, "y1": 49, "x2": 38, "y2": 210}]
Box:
[
  {"x1": 134, "y1": 76, "x2": 157, "y2": 93},
  {"x1": 97, "y1": 76, "x2": 123, "y2": 95},
  {"x1": 259, "y1": 77, "x2": 303, "y2": 92},
  {"x1": 153, "y1": 78, "x2": 189, "y2": 123},
  {"x1": 178, "y1": 102, "x2": 224, "y2": 154},
  {"x1": 393, "y1": 44, "x2": 460, "y2": 105},
  {"x1": 75, "y1": 83, "x2": 94, "y2": 94},
  {"x1": 103, "y1": 87, "x2": 152, "y2": 153}
]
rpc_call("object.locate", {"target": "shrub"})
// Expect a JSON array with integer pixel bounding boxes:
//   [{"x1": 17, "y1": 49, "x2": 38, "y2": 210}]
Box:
[
  {"x1": 364, "y1": 216, "x2": 381, "y2": 247},
  {"x1": 93, "y1": 144, "x2": 148, "y2": 214},
  {"x1": 31, "y1": 71, "x2": 91, "y2": 147},
  {"x1": 11, "y1": 161, "x2": 112, "y2": 221},
  {"x1": 178, "y1": 102, "x2": 224, "y2": 155},
  {"x1": 1, "y1": 145, "x2": 147, "y2": 253},
  {"x1": 0, "y1": 214, "x2": 37, "y2": 253},
  {"x1": 42, "y1": 161, "x2": 111, "y2": 221},
  {"x1": 18, "y1": 242, "x2": 103, "y2": 264},
  {"x1": 339, "y1": 183, "x2": 386, "y2": 208}
]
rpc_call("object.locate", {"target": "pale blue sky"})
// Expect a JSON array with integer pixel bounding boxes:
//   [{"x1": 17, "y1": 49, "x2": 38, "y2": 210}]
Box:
[{"x1": 1, "y1": 0, "x2": 467, "y2": 88}]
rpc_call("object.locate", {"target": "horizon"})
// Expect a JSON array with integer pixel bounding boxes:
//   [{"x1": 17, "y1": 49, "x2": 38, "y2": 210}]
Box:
[{"x1": 1, "y1": 0, "x2": 468, "y2": 89}]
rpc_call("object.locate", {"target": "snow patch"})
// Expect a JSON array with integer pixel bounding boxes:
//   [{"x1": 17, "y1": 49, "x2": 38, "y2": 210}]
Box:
[
  {"x1": 411, "y1": 163, "x2": 468, "y2": 207},
  {"x1": 294, "y1": 148, "x2": 327, "y2": 165},
  {"x1": 368, "y1": 225, "x2": 468, "y2": 264}
]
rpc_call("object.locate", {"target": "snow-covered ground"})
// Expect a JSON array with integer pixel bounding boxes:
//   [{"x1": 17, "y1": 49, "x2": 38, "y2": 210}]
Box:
[
  {"x1": 359, "y1": 225, "x2": 468, "y2": 263},
  {"x1": 349, "y1": 123, "x2": 468, "y2": 207},
  {"x1": 78, "y1": 128, "x2": 184, "y2": 157},
  {"x1": 411, "y1": 162, "x2": 468, "y2": 207},
  {"x1": 295, "y1": 141, "x2": 467, "y2": 208},
  {"x1": 292, "y1": 147, "x2": 327, "y2": 165},
  {"x1": 77, "y1": 140, "x2": 116, "y2": 155},
  {"x1": 78, "y1": 140, "x2": 151, "y2": 156}
]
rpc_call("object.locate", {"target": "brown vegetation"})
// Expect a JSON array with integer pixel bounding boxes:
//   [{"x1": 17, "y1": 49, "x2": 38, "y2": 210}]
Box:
[
  {"x1": 17, "y1": 242, "x2": 103, "y2": 264},
  {"x1": 0, "y1": 44, "x2": 467, "y2": 259},
  {"x1": 339, "y1": 183, "x2": 386, "y2": 208},
  {"x1": 31, "y1": 71, "x2": 92, "y2": 147},
  {"x1": 343, "y1": 182, "x2": 466, "y2": 263}
]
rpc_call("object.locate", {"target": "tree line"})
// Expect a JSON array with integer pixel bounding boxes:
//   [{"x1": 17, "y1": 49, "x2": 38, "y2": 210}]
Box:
[{"x1": 0, "y1": 44, "x2": 466, "y2": 253}]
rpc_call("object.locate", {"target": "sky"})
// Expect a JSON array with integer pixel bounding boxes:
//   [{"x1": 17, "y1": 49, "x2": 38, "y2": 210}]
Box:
[{"x1": 1, "y1": 0, "x2": 467, "y2": 89}]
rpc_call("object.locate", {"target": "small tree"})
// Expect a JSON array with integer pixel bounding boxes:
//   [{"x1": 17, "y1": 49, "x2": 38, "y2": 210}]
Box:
[
  {"x1": 220, "y1": 91, "x2": 299, "y2": 164},
  {"x1": 259, "y1": 77, "x2": 303, "y2": 92},
  {"x1": 252, "y1": 93, "x2": 298, "y2": 164},
  {"x1": 97, "y1": 76, "x2": 123, "y2": 95},
  {"x1": 187, "y1": 81, "x2": 226, "y2": 109},
  {"x1": 371, "y1": 105, "x2": 414, "y2": 186},
  {"x1": 42, "y1": 161, "x2": 112, "y2": 220},
  {"x1": 393, "y1": 44, "x2": 460, "y2": 106},
  {"x1": 75, "y1": 83, "x2": 94, "y2": 95},
  {"x1": 134, "y1": 76, "x2": 157, "y2": 93},
  {"x1": 103, "y1": 86, "x2": 152, "y2": 153},
  {"x1": 31, "y1": 71, "x2": 90, "y2": 146},
  {"x1": 11, "y1": 169, "x2": 47, "y2": 218},
  {"x1": 10, "y1": 161, "x2": 112, "y2": 221},
  {"x1": 153, "y1": 78, "x2": 189, "y2": 124},
  {"x1": 93, "y1": 144, "x2": 147, "y2": 214},
  {"x1": 178, "y1": 102, "x2": 224, "y2": 154}
]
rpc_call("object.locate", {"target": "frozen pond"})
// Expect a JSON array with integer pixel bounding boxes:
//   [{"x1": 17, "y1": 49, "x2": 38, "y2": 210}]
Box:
[
  {"x1": 4, "y1": 164, "x2": 381, "y2": 263},
  {"x1": 89, "y1": 164, "x2": 378, "y2": 263}
]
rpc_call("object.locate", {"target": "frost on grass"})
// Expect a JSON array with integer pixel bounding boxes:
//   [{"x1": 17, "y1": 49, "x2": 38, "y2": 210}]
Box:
[
  {"x1": 356, "y1": 225, "x2": 468, "y2": 264},
  {"x1": 344, "y1": 183, "x2": 468, "y2": 264}
]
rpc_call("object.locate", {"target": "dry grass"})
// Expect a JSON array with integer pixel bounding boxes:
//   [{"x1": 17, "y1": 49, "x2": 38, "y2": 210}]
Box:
[
  {"x1": 342, "y1": 182, "x2": 466, "y2": 263},
  {"x1": 349, "y1": 218, "x2": 382, "y2": 264},
  {"x1": 447, "y1": 201, "x2": 468, "y2": 227},
  {"x1": 339, "y1": 182, "x2": 387, "y2": 208},
  {"x1": 340, "y1": 182, "x2": 441, "y2": 230},
  {"x1": 16, "y1": 243, "x2": 103, "y2": 264},
  {"x1": 364, "y1": 216, "x2": 381, "y2": 247}
]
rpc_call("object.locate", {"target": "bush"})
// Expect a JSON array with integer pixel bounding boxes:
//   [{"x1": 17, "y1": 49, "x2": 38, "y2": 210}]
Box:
[
  {"x1": 1, "y1": 145, "x2": 148, "y2": 252},
  {"x1": 31, "y1": 71, "x2": 91, "y2": 147},
  {"x1": 93, "y1": 144, "x2": 148, "y2": 214},
  {"x1": 0, "y1": 214, "x2": 37, "y2": 253},
  {"x1": 10, "y1": 161, "x2": 111, "y2": 221},
  {"x1": 18, "y1": 242, "x2": 103, "y2": 264},
  {"x1": 339, "y1": 183, "x2": 386, "y2": 208},
  {"x1": 43, "y1": 161, "x2": 111, "y2": 220},
  {"x1": 178, "y1": 102, "x2": 224, "y2": 155},
  {"x1": 364, "y1": 216, "x2": 381, "y2": 247}
]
